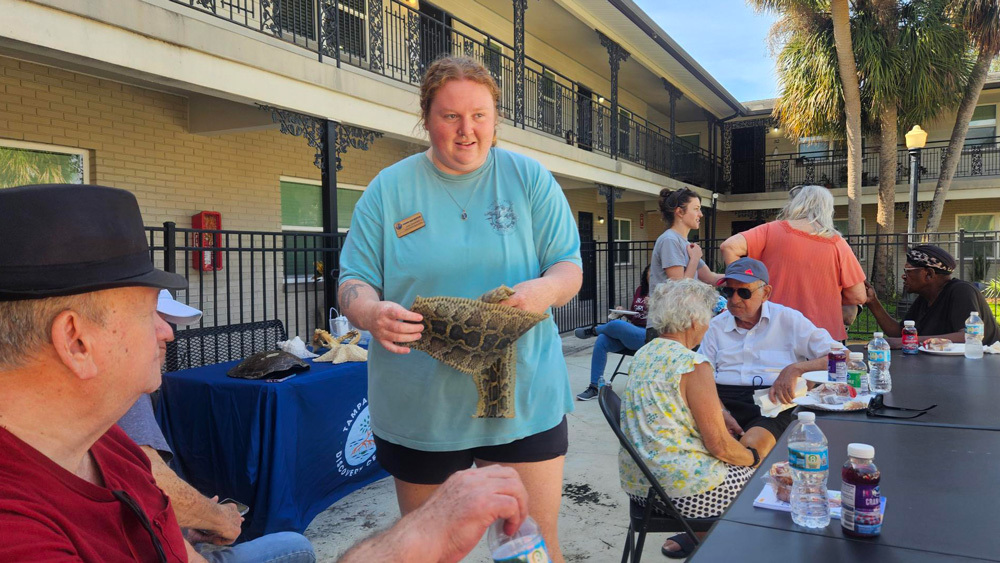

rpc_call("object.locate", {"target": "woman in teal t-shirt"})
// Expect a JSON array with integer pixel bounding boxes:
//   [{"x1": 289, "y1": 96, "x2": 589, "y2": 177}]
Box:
[{"x1": 337, "y1": 57, "x2": 581, "y2": 561}]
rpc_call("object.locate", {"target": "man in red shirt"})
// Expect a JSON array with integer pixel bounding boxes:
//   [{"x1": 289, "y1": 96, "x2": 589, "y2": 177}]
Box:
[
  {"x1": 0, "y1": 184, "x2": 196, "y2": 562},
  {"x1": 0, "y1": 185, "x2": 533, "y2": 563}
]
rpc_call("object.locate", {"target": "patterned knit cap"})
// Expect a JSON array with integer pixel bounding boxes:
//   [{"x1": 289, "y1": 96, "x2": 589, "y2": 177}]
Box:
[{"x1": 907, "y1": 245, "x2": 956, "y2": 274}]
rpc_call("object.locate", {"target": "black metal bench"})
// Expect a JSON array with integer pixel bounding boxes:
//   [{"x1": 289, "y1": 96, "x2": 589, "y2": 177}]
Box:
[{"x1": 164, "y1": 320, "x2": 288, "y2": 372}]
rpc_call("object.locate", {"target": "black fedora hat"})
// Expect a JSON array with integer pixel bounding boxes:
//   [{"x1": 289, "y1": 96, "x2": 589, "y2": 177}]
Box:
[{"x1": 0, "y1": 184, "x2": 186, "y2": 300}]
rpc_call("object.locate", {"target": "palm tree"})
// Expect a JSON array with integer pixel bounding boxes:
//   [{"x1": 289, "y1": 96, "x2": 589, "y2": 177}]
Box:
[
  {"x1": 750, "y1": 0, "x2": 866, "y2": 235},
  {"x1": 925, "y1": 0, "x2": 1000, "y2": 232},
  {"x1": 855, "y1": 0, "x2": 970, "y2": 295},
  {"x1": 831, "y1": 0, "x2": 864, "y2": 236}
]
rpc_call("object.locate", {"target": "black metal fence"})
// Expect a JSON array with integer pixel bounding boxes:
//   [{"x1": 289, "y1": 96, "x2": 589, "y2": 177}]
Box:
[
  {"x1": 146, "y1": 223, "x2": 344, "y2": 342},
  {"x1": 564, "y1": 231, "x2": 1000, "y2": 341},
  {"x1": 763, "y1": 136, "x2": 1000, "y2": 192},
  {"x1": 170, "y1": 0, "x2": 721, "y2": 188},
  {"x1": 148, "y1": 221, "x2": 1000, "y2": 341}
]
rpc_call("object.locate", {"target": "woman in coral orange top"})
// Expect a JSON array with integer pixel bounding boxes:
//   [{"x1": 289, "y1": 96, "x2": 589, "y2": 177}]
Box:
[{"x1": 719, "y1": 185, "x2": 866, "y2": 341}]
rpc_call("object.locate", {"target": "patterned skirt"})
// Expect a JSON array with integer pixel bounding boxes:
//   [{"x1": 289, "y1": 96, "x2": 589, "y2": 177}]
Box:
[{"x1": 630, "y1": 464, "x2": 756, "y2": 519}]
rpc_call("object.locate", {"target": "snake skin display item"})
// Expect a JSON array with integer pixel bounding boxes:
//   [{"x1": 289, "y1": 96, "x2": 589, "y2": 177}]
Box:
[{"x1": 403, "y1": 285, "x2": 548, "y2": 418}]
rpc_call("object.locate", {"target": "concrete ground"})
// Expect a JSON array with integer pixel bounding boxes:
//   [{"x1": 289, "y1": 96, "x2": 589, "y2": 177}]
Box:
[{"x1": 303, "y1": 335, "x2": 678, "y2": 562}]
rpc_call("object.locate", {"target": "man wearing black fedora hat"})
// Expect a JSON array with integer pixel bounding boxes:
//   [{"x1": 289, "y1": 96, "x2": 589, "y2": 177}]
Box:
[
  {"x1": 0, "y1": 184, "x2": 198, "y2": 562},
  {"x1": 0, "y1": 184, "x2": 537, "y2": 563}
]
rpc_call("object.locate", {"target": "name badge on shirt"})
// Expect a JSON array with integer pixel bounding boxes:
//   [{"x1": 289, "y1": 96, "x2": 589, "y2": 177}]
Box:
[{"x1": 394, "y1": 212, "x2": 425, "y2": 238}]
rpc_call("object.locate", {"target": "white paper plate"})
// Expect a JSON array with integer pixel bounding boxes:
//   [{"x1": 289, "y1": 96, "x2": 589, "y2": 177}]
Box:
[
  {"x1": 793, "y1": 393, "x2": 873, "y2": 412},
  {"x1": 802, "y1": 370, "x2": 832, "y2": 384},
  {"x1": 918, "y1": 343, "x2": 985, "y2": 355},
  {"x1": 609, "y1": 309, "x2": 639, "y2": 316}
]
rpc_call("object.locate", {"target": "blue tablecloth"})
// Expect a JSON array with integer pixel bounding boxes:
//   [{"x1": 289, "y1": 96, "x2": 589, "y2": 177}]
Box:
[{"x1": 156, "y1": 358, "x2": 388, "y2": 540}]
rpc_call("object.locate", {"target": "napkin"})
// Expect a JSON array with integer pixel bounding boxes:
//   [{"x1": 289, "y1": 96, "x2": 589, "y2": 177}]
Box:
[
  {"x1": 753, "y1": 378, "x2": 808, "y2": 418},
  {"x1": 986, "y1": 342, "x2": 1000, "y2": 355},
  {"x1": 278, "y1": 336, "x2": 318, "y2": 359}
]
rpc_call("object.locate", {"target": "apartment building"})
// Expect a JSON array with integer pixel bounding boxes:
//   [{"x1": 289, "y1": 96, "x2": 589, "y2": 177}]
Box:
[{"x1": 2, "y1": 0, "x2": 997, "y2": 332}]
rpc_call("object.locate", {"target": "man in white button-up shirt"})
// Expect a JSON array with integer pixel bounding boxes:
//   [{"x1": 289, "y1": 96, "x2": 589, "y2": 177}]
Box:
[{"x1": 699, "y1": 258, "x2": 836, "y2": 457}]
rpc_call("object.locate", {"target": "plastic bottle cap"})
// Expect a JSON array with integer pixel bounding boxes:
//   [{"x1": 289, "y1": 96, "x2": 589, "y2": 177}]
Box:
[
  {"x1": 904, "y1": 320, "x2": 915, "y2": 327},
  {"x1": 873, "y1": 332, "x2": 884, "y2": 338},
  {"x1": 848, "y1": 443, "x2": 875, "y2": 458},
  {"x1": 830, "y1": 343, "x2": 843, "y2": 350},
  {"x1": 849, "y1": 352, "x2": 863, "y2": 360},
  {"x1": 797, "y1": 411, "x2": 815, "y2": 422}
]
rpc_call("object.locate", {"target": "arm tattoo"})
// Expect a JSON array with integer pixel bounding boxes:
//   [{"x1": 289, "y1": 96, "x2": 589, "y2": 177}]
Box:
[{"x1": 340, "y1": 282, "x2": 365, "y2": 310}]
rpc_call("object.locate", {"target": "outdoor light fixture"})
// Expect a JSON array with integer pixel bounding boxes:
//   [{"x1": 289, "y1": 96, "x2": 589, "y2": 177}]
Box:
[
  {"x1": 905, "y1": 125, "x2": 927, "y2": 238},
  {"x1": 598, "y1": 96, "x2": 606, "y2": 104},
  {"x1": 772, "y1": 127, "x2": 780, "y2": 133},
  {"x1": 598, "y1": 216, "x2": 605, "y2": 224},
  {"x1": 400, "y1": 0, "x2": 419, "y2": 8},
  {"x1": 905, "y1": 125, "x2": 928, "y2": 150}
]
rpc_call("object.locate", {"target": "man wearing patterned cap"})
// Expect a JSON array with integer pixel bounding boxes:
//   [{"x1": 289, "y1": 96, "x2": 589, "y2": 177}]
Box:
[{"x1": 865, "y1": 244, "x2": 998, "y2": 346}]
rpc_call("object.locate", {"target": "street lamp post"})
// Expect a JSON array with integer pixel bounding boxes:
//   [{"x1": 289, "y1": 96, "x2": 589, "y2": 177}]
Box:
[{"x1": 904, "y1": 125, "x2": 928, "y2": 238}]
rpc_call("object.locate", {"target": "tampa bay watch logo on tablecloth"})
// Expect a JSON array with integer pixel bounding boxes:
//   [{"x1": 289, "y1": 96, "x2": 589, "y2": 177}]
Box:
[{"x1": 336, "y1": 398, "x2": 377, "y2": 477}]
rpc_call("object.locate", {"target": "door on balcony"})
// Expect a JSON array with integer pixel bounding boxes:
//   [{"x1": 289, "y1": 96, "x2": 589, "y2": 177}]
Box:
[
  {"x1": 578, "y1": 211, "x2": 596, "y2": 301},
  {"x1": 731, "y1": 126, "x2": 766, "y2": 194},
  {"x1": 419, "y1": 4, "x2": 451, "y2": 71},
  {"x1": 576, "y1": 85, "x2": 593, "y2": 151}
]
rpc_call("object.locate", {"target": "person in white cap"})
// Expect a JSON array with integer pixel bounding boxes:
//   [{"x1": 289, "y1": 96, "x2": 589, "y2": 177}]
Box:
[{"x1": 116, "y1": 292, "x2": 315, "y2": 563}]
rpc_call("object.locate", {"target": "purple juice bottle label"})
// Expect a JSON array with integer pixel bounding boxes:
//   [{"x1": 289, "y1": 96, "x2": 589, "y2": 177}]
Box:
[{"x1": 841, "y1": 483, "x2": 882, "y2": 535}]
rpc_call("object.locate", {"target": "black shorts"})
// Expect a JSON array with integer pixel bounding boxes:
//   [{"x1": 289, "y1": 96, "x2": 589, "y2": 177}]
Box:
[
  {"x1": 716, "y1": 384, "x2": 794, "y2": 440},
  {"x1": 373, "y1": 417, "x2": 569, "y2": 485}
]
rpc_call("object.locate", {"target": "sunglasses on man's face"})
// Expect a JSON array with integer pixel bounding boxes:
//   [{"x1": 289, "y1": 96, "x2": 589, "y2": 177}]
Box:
[{"x1": 720, "y1": 284, "x2": 763, "y2": 300}]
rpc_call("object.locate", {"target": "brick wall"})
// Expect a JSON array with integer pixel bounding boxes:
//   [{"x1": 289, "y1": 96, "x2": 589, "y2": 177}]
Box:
[
  {"x1": 0, "y1": 56, "x2": 424, "y2": 228},
  {"x1": 0, "y1": 55, "x2": 426, "y2": 339}
]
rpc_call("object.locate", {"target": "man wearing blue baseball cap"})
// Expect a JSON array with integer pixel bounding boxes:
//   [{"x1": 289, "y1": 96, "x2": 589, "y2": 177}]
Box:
[{"x1": 699, "y1": 258, "x2": 839, "y2": 458}]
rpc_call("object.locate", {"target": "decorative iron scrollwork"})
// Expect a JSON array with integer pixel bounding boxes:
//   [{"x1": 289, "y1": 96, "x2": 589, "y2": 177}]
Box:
[
  {"x1": 369, "y1": 0, "x2": 384, "y2": 72},
  {"x1": 259, "y1": 105, "x2": 383, "y2": 171},
  {"x1": 513, "y1": 0, "x2": 528, "y2": 127},
  {"x1": 407, "y1": 11, "x2": 422, "y2": 83},
  {"x1": 597, "y1": 184, "x2": 624, "y2": 200},
  {"x1": 260, "y1": 0, "x2": 281, "y2": 36},
  {"x1": 335, "y1": 124, "x2": 384, "y2": 171},
  {"x1": 260, "y1": 104, "x2": 325, "y2": 168},
  {"x1": 970, "y1": 145, "x2": 984, "y2": 176},
  {"x1": 195, "y1": 0, "x2": 215, "y2": 10}
]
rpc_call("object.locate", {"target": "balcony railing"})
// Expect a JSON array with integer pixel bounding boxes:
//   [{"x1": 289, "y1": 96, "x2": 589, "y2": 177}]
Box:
[
  {"x1": 760, "y1": 137, "x2": 1000, "y2": 193},
  {"x1": 172, "y1": 0, "x2": 720, "y2": 188}
]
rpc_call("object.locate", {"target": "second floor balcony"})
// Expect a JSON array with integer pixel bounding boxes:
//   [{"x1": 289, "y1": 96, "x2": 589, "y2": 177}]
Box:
[
  {"x1": 734, "y1": 137, "x2": 1000, "y2": 194},
  {"x1": 171, "y1": 0, "x2": 722, "y2": 189}
]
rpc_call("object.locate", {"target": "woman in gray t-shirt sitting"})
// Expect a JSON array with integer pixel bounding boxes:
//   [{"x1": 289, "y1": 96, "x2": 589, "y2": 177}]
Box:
[{"x1": 649, "y1": 188, "x2": 723, "y2": 289}]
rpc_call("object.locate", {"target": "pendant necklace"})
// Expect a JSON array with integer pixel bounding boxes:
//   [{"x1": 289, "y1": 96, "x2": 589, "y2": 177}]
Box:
[{"x1": 441, "y1": 183, "x2": 482, "y2": 221}]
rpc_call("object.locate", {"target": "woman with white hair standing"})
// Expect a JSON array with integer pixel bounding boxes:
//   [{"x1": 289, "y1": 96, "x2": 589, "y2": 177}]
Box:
[
  {"x1": 719, "y1": 184, "x2": 866, "y2": 341},
  {"x1": 619, "y1": 279, "x2": 760, "y2": 559}
]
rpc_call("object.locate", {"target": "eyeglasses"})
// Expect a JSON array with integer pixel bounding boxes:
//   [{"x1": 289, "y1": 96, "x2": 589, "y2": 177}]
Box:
[
  {"x1": 112, "y1": 490, "x2": 168, "y2": 563},
  {"x1": 720, "y1": 284, "x2": 764, "y2": 300},
  {"x1": 865, "y1": 393, "x2": 937, "y2": 419},
  {"x1": 902, "y1": 266, "x2": 926, "y2": 275}
]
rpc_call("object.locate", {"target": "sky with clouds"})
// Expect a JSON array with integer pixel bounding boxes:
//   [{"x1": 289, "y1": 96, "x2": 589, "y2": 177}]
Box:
[{"x1": 632, "y1": 1, "x2": 779, "y2": 102}]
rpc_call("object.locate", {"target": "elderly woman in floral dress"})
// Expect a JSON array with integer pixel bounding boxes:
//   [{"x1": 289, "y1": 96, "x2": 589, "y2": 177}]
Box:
[{"x1": 618, "y1": 279, "x2": 760, "y2": 559}]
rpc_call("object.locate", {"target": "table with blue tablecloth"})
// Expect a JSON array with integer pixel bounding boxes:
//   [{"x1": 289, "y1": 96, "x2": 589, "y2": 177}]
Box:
[{"x1": 156, "y1": 357, "x2": 387, "y2": 540}]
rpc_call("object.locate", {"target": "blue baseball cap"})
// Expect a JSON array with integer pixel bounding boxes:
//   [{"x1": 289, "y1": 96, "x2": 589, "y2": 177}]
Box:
[{"x1": 719, "y1": 257, "x2": 769, "y2": 285}]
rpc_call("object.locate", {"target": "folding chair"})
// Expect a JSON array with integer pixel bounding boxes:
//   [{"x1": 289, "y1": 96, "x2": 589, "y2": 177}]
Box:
[
  {"x1": 599, "y1": 385, "x2": 717, "y2": 563},
  {"x1": 608, "y1": 328, "x2": 657, "y2": 384}
]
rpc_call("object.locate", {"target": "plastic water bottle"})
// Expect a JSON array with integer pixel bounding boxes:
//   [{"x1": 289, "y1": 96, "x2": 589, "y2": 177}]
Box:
[
  {"x1": 488, "y1": 516, "x2": 551, "y2": 563},
  {"x1": 965, "y1": 311, "x2": 985, "y2": 359},
  {"x1": 868, "y1": 332, "x2": 892, "y2": 394},
  {"x1": 788, "y1": 412, "x2": 830, "y2": 528},
  {"x1": 846, "y1": 352, "x2": 868, "y2": 394}
]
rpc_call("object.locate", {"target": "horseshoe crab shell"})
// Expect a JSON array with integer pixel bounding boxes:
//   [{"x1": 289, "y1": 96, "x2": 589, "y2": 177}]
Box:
[{"x1": 227, "y1": 350, "x2": 310, "y2": 380}]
